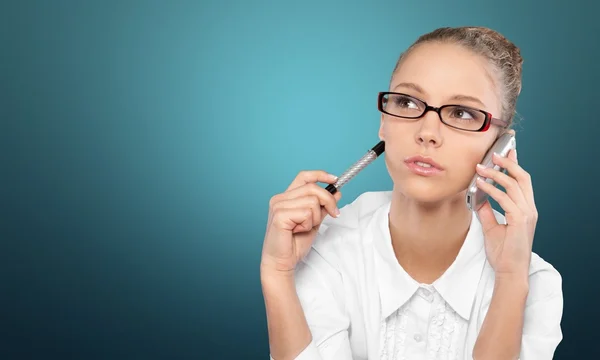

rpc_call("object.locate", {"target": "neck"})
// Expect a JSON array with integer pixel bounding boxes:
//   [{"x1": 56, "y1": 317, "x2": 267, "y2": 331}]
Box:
[{"x1": 388, "y1": 187, "x2": 473, "y2": 284}]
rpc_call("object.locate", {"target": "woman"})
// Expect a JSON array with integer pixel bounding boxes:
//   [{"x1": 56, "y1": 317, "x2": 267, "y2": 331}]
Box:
[{"x1": 260, "y1": 26, "x2": 563, "y2": 360}]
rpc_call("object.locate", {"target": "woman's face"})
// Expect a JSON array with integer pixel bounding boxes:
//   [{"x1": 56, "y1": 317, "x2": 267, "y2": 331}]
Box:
[{"x1": 379, "y1": 41, "x2": 504, "y2": 204}]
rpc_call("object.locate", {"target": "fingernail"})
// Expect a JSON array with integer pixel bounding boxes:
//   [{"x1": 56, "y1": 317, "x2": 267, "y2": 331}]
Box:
[
  {"x1": 335, "y1": 208, "x2": 340, "y2": 217},
  {"x1": 476, "y1": 163, "x2": 486, "y2": 170},
  {"x1": 330, "y1": 174, "x2": 338, "y2": 181},
  {"x1": 514, "y1": 150, "x2": 518, "y2": 160}
]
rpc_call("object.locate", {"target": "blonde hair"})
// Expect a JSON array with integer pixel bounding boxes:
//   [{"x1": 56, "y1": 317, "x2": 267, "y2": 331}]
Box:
[{"x1": 392, "y1": 26, "x2": 523, "y2": 127}]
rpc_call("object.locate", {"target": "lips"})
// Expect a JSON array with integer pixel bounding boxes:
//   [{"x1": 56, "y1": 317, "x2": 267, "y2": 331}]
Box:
[
  {"x1": 404, "y1": 155, "x2": 444, "y2": 176},
  {"x1": 404, "y1": 155, "x2": 444, "y2": 170}
]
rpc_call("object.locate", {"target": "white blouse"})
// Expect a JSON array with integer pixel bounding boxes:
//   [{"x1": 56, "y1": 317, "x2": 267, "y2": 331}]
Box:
[{"x1": 271, "y1": 191, "x2": 563, "y2": 360}]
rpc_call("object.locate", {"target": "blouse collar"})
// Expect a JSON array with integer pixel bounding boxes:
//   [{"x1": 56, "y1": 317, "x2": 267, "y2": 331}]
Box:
[{"x1": 367, "y1": 199, "x2": 487, "y2": 321}]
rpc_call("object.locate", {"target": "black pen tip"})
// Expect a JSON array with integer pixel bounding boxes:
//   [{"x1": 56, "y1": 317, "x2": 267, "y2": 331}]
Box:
[
  {"x1": 325, "y1": 184, "x2": 337, "y2": 194},
  {"x1": 371, "y1": 141, "x2": 385, "y2": 156}
]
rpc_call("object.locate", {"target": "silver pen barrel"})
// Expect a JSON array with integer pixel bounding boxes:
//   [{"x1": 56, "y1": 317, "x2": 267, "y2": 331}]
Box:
[{"x1": 325, "y1": 141, "x2": 385, "y2": 194}]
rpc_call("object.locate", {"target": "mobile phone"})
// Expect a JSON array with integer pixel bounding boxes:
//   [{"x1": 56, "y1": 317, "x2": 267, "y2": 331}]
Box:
[{"x1": 466, "y1": 133, "x2": 516, "y2": 211}]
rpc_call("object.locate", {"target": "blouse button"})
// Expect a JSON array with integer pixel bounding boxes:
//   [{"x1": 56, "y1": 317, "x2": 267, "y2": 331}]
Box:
[{"x1": 414, "y1": 333, "x2": 423, "y2": 342}]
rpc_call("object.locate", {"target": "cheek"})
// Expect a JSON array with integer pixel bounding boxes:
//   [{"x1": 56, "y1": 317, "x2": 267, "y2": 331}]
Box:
[
  {"x1": 457, "y1": 158, "x2": 477, "y2": 182},
  {"x1": 452, "y1": 145, "x2": 491, "y2": 185},
  {"x1": 381, "y1": 120, "x2": 415, "y2": 144},
  {"x1": 460, "y1": 147, "x2": 488, "y2": 174},
  {"x1": 381, "y1": 121, "x2": 393, "y2": 140}
]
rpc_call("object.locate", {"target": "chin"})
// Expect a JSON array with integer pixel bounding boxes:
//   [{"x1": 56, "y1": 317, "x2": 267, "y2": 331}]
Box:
[
  {"x1": 399, "y1": 181, "x2": 448, "y2": 203},
  {"x1": 393, "y1": 174, "x2": 466, "y2": 205},
  {"x1": 386, "y1": 160, "x2": 472, "y2": 205}
]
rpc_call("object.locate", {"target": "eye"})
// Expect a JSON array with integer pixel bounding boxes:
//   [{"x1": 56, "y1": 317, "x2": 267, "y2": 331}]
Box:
[
  {"x1": 450, "y1": 107, "x2": 477, "y2": 121},
  {"x1": 393, "y1": 95, "x2": 420, "y2": 109}
]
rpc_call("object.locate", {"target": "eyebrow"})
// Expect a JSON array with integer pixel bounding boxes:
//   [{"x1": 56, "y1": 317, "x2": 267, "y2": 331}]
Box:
[
  {"x1": 394, "y1": 82, "x2": 426, "y2": 95},
  {"x1": 393, "y1": 82, "x2": 487, "y2": 108},
  {"x1": 448, "y1": 94, "x2": 486, "y2": 108}
]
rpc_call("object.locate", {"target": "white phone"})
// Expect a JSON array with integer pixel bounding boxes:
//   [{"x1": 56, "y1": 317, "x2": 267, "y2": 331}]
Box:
[{"x1": 466, "y1": 133, "x2": 516, "y2": 211}]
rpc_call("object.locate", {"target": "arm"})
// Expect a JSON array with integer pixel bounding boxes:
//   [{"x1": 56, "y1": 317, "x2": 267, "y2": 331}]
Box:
[
  {"x1": 261, "y1": 270, "x2": 312, "y2": 360},
  {"x1": 473, "y1": 148, "x2": 563, "y2": 359},
  {"x1": 262, "y1": 249, "x2": 352, "y2": 360},
  {"x1": 473, "y1": 266, "x2": 564, "y2": 360},
  {"x1": 473, "y1": 275, "x2": 529, "y2": 360},
  {"x1": 260, "y1": 169, "x2": 354, "y2": 359}
]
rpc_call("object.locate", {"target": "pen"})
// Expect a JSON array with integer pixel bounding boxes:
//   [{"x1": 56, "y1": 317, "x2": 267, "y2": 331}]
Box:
[{"x1": 326, "y1": 141, "x2": 385, "y2": 195}]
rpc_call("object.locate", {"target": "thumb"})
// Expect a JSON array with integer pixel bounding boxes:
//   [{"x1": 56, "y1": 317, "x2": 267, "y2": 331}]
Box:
[{"x1": 476, "y1": 200, "x2": 500, "y2": 234}]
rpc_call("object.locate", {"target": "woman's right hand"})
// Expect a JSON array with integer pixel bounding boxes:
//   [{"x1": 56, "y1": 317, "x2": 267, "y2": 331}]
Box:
[{"x1": 260, "y1": 170, "x2": 342, "y2": 276}]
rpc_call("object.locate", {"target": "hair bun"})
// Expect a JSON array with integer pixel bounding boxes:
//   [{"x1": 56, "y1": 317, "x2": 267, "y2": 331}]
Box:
[{"x1": 393, "y1": 26, "x2": 524, "y2": 124}]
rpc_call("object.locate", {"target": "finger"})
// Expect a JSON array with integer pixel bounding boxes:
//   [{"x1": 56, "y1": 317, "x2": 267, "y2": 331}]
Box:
[
  {"x1": 476, "y1": 200, "x2": 501, "y2": 234},
  {"x1": 509, "y1": 148, "x2": 517, "y2": 163},
  {"x1": 475, "y1": 177, "x2": 521, "y2": 216},
  {"x1": 492, "y1": 151, "x2": 535, "y2": 208},
  {"x1": 509, "y1": 149, "x2": 536, "y2": 209},
  {"x1": 320, "y1": 190, "x2": 342, "y2": 220},
  {"x1": 269, "y1": 187, "x2": 342, "y2": 223},
  {"x1": 272, "y1": 195, "x2": 323, "y2": 226},
  {"x1": 287, "y1": 170, "x2": 338, "y2": 192},
  {"x1": 279, "y1": 183, "x2": 340, "y2": 218},
  {"x1": 271, "y1": 207, "x2": 314, "y2": 233},
  {"x1": 475, "y1": 163, "x2": 528, "y2": 210}
]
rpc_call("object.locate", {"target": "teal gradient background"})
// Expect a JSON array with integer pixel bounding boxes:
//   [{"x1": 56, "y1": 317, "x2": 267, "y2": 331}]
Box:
[{"x1": 3, "y1": 0, "x2": 599, "y2": 358}]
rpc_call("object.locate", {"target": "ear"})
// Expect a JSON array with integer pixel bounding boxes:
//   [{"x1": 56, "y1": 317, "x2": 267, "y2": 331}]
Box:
[{"x1": 378, "y1": 114, "x2": 385, "y2": 141}]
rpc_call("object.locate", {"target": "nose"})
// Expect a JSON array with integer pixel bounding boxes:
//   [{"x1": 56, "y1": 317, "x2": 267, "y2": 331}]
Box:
[{"x1": 415, "y1": 110, "x2": 443, "y2": 147}]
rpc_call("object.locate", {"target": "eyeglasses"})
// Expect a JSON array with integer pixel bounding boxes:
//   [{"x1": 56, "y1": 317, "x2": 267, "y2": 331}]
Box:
[{"x1": 377, "y1": 92, "x2": 508, "y2": 132}]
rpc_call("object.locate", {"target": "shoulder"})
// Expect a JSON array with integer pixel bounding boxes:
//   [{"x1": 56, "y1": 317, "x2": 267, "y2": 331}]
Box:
[
  {"x1": 321, "y1": 190, "x2": 393, "y2": 231},
  {"x1": 312, "y1": 190, "x2": 391, "y2": 252},
  {"x1": 521, "y1": 252, "x2": 564, "y2": 356},
  {"x1": 471, "y1": 213, "x2": 564, "y2": 357},
  {"x1": 294, "y1": 191, "x2": 391, "y2": 309},
  {"x1": 295, "y1": 190, "x2": 392, "y2": 274},
  {"x1": 526, "y1": 252, "x2": 563, "y2": 306}
]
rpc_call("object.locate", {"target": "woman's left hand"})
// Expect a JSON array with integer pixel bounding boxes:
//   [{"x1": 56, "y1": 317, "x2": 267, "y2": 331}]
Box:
[{"x1": 474, "y1": 148, "x2": 538, "y2": 280}]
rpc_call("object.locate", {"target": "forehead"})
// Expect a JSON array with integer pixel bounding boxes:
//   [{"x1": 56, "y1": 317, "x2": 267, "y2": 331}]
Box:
[{"x1": 391, "y1": 42, "x2": 501, "y2": 114}]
